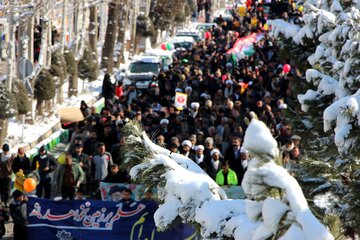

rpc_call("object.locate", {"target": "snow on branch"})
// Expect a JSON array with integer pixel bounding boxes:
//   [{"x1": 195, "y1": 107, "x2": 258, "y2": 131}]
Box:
[{"x1": 121, "y1": 120, "x2": 333, "y2": 239}]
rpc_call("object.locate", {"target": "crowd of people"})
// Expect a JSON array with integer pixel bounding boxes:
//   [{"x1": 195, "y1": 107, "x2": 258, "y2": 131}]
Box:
[{"x1": 0, "y1": 1, "x2": 308, "y2": 239}]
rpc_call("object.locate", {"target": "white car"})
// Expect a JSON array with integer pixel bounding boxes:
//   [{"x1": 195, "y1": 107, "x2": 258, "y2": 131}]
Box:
[
  {"x1": 116, "y1": 55, "x2": 161, "y2": 90},
  {"x1": 144, "y1": 49, "x2": 175, "y2": 71},
  {"x1": 195, "y1": 23, "x2": 218, "y2": 32},
  {"x1": 175, "y1": 30, "x2": 202, "y2": 42},
  {"x1": 171, "y1": 36, "x2": 196, "y2": 51}
]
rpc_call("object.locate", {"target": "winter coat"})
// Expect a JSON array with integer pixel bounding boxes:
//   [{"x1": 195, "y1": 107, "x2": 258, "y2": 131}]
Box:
[
  {"x1": 72, "y1": 153, "x2": 91, "y2": 181},
  {"x1": 0, "y1": 208, "x2": 9, "y2": 237},
  {"x1": 12, "y1": 155, "x2": 31, "y2": 175},
  {"x1": 92, "y1": 152, "x2": 113, "y2": 181},
  {"x1": 9, "y1": 200, "x2": 27, "y2": 227},
  {"x1": 216, "y1": 169, "x2": 238, "y2": 186},
  {"x1": 0, "y1": 153, "x2": 14, "y2": 179},
  {"x1": 57, "y1": 163, "x2": 85, "y2": 193},
  {"x1": 31, "y1": 154, "x2": 57, "y2": 182}
]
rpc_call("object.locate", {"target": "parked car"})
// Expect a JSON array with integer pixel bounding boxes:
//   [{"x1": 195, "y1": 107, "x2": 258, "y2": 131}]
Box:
[
  {"x1": 194, "y1": 23, "x2": 218, "y2": 38},
  {"x1": 143, "y1": 49, "x2": 175, "y2": 71},
  {"x1": 171, "y1": 36, "x2": 196, "y2": 51},
  {"x1": 195, "y1": 23, "x2": 218, "y2": 32},
  {"x1": 212, "y1": 9, "x2": 234, "y2": 24},
  {"x1": 115, "y1": 55, "x2": 161, "y2": 90},
  {"x1": 175, "y1": 30, "x2": 202, "y2": 42}
]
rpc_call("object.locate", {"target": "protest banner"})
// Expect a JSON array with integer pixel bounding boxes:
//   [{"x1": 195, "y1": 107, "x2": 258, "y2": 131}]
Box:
[
  {"x1": 27, "y1": 197, "x2": 197, "y2": 240},
  {"x1": 174, "y1": 92, "x2": 188, "y2": 110}
]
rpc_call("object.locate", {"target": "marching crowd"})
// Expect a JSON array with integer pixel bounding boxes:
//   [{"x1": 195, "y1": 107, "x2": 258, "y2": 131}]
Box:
[{"x1": 0, "y1": 1, "x2": 306, "y2": 239}]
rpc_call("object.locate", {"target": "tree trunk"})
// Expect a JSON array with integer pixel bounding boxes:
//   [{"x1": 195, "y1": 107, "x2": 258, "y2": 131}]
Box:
[
  {"x1": 135, "y1": 35, "x2": 140, "y2": 55},
  {"x1": 45, "y1": 100, "x2": 52, "y2": 114},
  {"x1": 89, "y1": 5, "x2": 99, "y2": 76},
  {"x1": 36, "y1": 100, "x2": 43, "y2": 116},
  {"x1": 68, "y1": 0, "x2": 82, "y2": 97},
  {"x1": 114, "y1": 0, "x2": 128, "y2": 68},
  {"x1": 0, "y1": 119, "x2": 8, "y2": 146},
  {"x1": 69, "y1": 61, "x2": 79, "y2": 97},
  {"x1": 57, "y1": 87, "x2": 64, "y2": 104},
  {"x1": 101, "y1": 0, "x2": 120, "y2": 74}
]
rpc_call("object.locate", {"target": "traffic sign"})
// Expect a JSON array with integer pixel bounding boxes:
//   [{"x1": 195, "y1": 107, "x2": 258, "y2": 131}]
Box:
[{"x1": 18, "y1": 57, "x2": 33, "y2": 79}]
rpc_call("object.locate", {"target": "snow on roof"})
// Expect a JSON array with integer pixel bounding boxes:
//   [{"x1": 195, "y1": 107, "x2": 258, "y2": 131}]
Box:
[
  {"x1": 176, "y1": 29, "x2": 201, "y2": 34},
  {"x1": 131, "y1": 55, "x2": 161, "y2": 63},
  {"x1": 144, "y1": 49, "x2": 175, "y2": 58},
  {"x1": 171, "y1": 36, "x2": 196, "y2": 43}
]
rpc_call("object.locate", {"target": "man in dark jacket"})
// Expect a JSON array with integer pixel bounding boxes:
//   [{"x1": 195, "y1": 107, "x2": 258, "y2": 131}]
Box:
[
  {"x1": 0, "y1": 144, "x2": 14, "y2": 207},
  {"x1": 103, "y1": 164, "x2": 130, "y2": 183},
  {"x1": 225, "y1": 137, "x2": 245, "y2": 185},
  {"x1": 9, "y1": 190, "x2": 27, "y2": 240},
  {"x1": 72, "y1": 144, "x2": 92, "y2": 196},
  {"x1": 12, "y1": 147, "x2": 31, "y2": 175},
  {"x1": 0, "y1": 205, "x2": 9, "y2": 238},
  {"x1": 83, "y1": 129, "x2": 99, "y2": 157},
  {"x1": 57, "y1": 153, "x2": 84, "y2": 200},
  {"x1": 31, "y1": 146, "x2": 57, "y2": 199}
]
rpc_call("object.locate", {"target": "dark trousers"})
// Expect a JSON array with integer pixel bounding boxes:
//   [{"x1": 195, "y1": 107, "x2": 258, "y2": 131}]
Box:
[
  {"x1": 0, "y1": 178, "x2": 10, "y2": 205},
  {"x1": 13, "y1": 225, "x2": 27, "y2": 240},
  {"x1": 36, "y1": 179, "x2": 51, "y2": 199},
  {"x1": 61, "y1": 186, "x2": 75, "y2": 200}
]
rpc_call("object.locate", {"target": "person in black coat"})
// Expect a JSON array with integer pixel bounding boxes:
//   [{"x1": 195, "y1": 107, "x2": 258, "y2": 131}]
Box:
[
  {"x1": 12, "y1": 147, "x2": 31, "y2": 175},
  {"x1": 0, "y1": 206, "x2": 9, "y2": 239},
  {"x1": 9, "y1": 190, "x2": 27, "y2": 240},
  {"x1": 31, "y1": 146, "x2": 57, "y2": 199},
  {"x1": 83, "y1": 129, "x2": 99, "y2": 157},
  {"x1": 72, "y1": 144, "x2": 92, "y2": 196},
  {"x1": 102, "y1": 73, "x2": 116, "y2": 106},
  {"x1": 102, "y1": 164, "x2": 130, "y2": 183},
  {"x1": 224, "y1": 137, "x2": 246, "y2": 185}
]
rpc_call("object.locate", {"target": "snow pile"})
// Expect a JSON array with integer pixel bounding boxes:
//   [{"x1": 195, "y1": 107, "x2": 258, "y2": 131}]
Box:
[{"x1": 125, "y1": 119, "x2": 334, "y2": 239}]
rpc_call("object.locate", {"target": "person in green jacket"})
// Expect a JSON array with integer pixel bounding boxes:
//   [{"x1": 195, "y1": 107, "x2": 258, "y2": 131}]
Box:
[
  {"x1": 57, "y1": 152, "x2": 85, "y2": 200},
  {"x1": 216, "y1": 160, "x2": 238, "y2": 186}
]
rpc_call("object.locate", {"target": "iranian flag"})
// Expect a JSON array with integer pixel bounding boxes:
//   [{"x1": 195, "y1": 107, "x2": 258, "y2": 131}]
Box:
[{"x1": 227, "y1": 33, "x2": 264, "y2": 58}]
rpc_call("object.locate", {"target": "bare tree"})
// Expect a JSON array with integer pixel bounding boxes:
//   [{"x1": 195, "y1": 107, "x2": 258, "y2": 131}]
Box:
[
  {"x1": 68, "y1": 0, "x2": 87, "y2": 97},
  {"x1": 88, "y1": 4, "x2": 99, "y2": 76},
  {"x1": 114, "y1": 0, "x2": 129, "y2": 69},
  {"x1": 100, "y1": 0, "x2": 120, "y2": 74}
]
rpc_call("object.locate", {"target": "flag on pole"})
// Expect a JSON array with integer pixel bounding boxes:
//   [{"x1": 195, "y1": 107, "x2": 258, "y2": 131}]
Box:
[{"x1": 174, "y1": 92, "x2": 188, "y2": 110}]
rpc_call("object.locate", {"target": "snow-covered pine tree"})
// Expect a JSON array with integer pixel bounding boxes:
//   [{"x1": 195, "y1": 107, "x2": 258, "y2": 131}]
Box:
[
  {"x1": 121, "y1": 119, "x2": 334, "y2": 239},
  {"x1": 268, "y1": 0, "x2": 360, "y2": 232},
  {"x1": 78, "y1": 42, "x2": 98, "y2": 82},
  {"x1": 50, "y1": 48, "x2": 67, "y2": 104}
]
